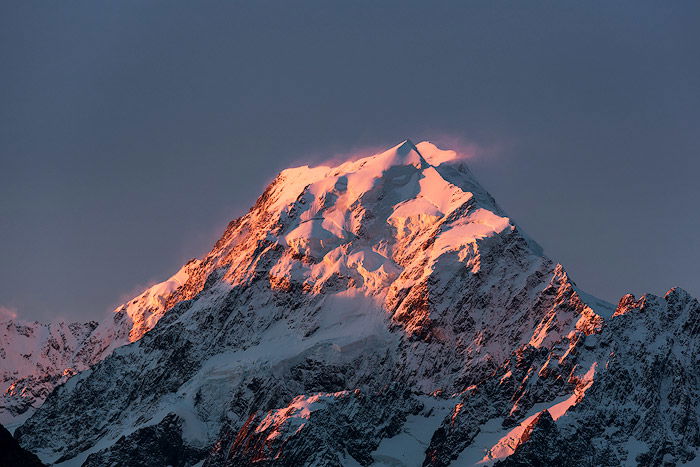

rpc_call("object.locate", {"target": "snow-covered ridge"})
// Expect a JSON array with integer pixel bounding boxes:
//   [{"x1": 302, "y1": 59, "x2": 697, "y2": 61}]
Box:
[
  {"x1": 6, "y1": 139, "x2": 698, "y2": 466},
  {"x1": 0, "y1": 259, "x2": 200, "y2": 428}
]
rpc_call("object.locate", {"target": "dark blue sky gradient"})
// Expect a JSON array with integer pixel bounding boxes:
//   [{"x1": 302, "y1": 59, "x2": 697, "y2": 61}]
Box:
[{"x1": 2, "y1": 1, "x2": 699, "y2": 321}]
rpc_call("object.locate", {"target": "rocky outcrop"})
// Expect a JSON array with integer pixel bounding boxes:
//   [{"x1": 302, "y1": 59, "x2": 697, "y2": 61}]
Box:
[
  {"x1": 82, "y1": 413, "x2": 205, "y2": 467},
  {"x1": 8, "y1": 140, "x2": 698, "y2": 466},
  {"x1": 0, "y1": 260, "x2": 200, "y2": 427},
  {"x1": 423, "y1": 287, "x2": 699, "y2": 467}
]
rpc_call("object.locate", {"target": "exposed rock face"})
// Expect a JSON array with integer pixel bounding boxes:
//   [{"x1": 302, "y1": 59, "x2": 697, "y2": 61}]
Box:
[
  {"x1": 424, "y1": 287, "x2": 699, "y2": 467},
  {"x1": 0, "y1": 319, "x2": 97, "y2": 428},
  {"x1": 0, "y1": 259, "x2": 200, "y2": 427},
  {"x1": 215, "y1": 387, "x2": 422, "y2": 466},
  {"x1": 6, "y1": 140, "x2": 699, "y2": 466},
  {"x1": 82, "y1": 413, "x2": 206, "y2": 467}
]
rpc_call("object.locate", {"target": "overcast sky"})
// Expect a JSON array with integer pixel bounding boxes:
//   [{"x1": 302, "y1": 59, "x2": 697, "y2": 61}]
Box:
[{"x1": 2, "y1": 1, "x2": 699, "y2": 322}]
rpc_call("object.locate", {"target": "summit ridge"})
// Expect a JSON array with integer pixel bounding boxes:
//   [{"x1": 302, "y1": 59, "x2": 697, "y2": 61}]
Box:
[{"x1": 2, "y1": 140, "x2": 698, "y2": 466}]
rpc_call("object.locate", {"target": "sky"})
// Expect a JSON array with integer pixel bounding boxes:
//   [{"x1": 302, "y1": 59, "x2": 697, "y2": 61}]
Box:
[{"x1": 1, "y1": 1, "x2": 699, "y2": 322}]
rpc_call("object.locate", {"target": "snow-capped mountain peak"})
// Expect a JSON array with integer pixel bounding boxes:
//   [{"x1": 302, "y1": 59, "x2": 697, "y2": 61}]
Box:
[{"x1": 5, "y1": 140, "x2": 698, "y2": 466}]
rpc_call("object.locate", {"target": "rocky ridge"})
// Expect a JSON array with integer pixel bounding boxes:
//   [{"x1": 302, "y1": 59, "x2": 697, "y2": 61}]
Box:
[
  {"x1": 0, "y1": 259, "x2": 200, "y2": 428},
  {"x1": 6, "y1": 140, "x2": 698, "y2": 466}
]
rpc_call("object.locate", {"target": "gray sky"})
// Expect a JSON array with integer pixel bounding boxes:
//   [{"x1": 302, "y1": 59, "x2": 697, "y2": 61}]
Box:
[{"x1": 1, "y1": 1, "x2": 699, "y2": 322}]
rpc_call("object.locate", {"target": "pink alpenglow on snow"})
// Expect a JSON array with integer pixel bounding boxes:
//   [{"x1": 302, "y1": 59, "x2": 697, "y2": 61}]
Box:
[{"x1": 4, "y1": 140, "x2": 699, "y2": 467}]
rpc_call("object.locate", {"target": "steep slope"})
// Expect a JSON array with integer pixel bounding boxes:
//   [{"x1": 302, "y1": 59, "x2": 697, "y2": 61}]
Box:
[
  {"x1": 0, "y1": 259, "x2": 200, "y2": 428},
  {"x1": 0, "y1": 318, "x2": 97, "y2": 429},
  {"x1": 12, "y1": 140, "x2": 698, "y2": 466},
  {"x1": 0, "y1": 422, "x2": 44, "y2": 466},
  {"x1": 424, "y1": 288, "x2": 699, "y2": 466}
]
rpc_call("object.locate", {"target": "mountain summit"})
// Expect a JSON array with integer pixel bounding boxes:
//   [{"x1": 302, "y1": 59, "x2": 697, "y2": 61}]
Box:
[{"x1": 5, "y1": 140, "x2": 699, "y2": 466}]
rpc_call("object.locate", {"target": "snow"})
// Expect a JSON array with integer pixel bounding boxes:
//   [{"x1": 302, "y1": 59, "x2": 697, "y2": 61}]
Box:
[
  {"x1": 575, "y1": 288, "x2": 615, "y2": 319},
  {"x1": 117, "y1": 259, "x2": 201, "y2": 342},
  {"x1": 285, "y1": 218, "x2": 352, "y2": 258},
  {"x1": 621, "y1": 438, "x2": 649, "y2": 466},
  {"x1": 433, "y1": 209, "x2": 512, "y2": 256},
  {"x1": 104, "y1": 286, "x2": 398, "y2": 451},
  {"x1": 371, "y1": 397, "x2": 455, "y2": 466},
  {"x1": 255, "y1": 391, "x2": 351, "y2": 440},
  {"x1": 547, "y1": 362, "x2": 596, "y2": 420},
  {"x1": 456, "y1": 398, "x2": 562, "y2": 465},
  {"x1": 12, "y1": 138, "x2": 682, "y2": 466},
  {"x1": 390, "y1": 197, "x2": 443, "y2": 220},
  {"x1": 455, "y1": 362, "x2": 598, "y2": 465},
  {"x1": 415, "y1": 141, "x2": 464, "y2": 166},
  {"x1": 0, "y1": 258, "x2": 200, "y2": 426}
]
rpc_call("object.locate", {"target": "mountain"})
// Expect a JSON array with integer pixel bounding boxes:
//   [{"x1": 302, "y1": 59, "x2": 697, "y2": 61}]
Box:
[
  {"x1": 0, "y1": 259, "x2": 200, "y2": 429},
  {"x1": 0, "y1": 422, "x2": 43, "y2": 466},
  {"x1": 7, "y1": 140, "x2": 699, "y2": 466}
]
